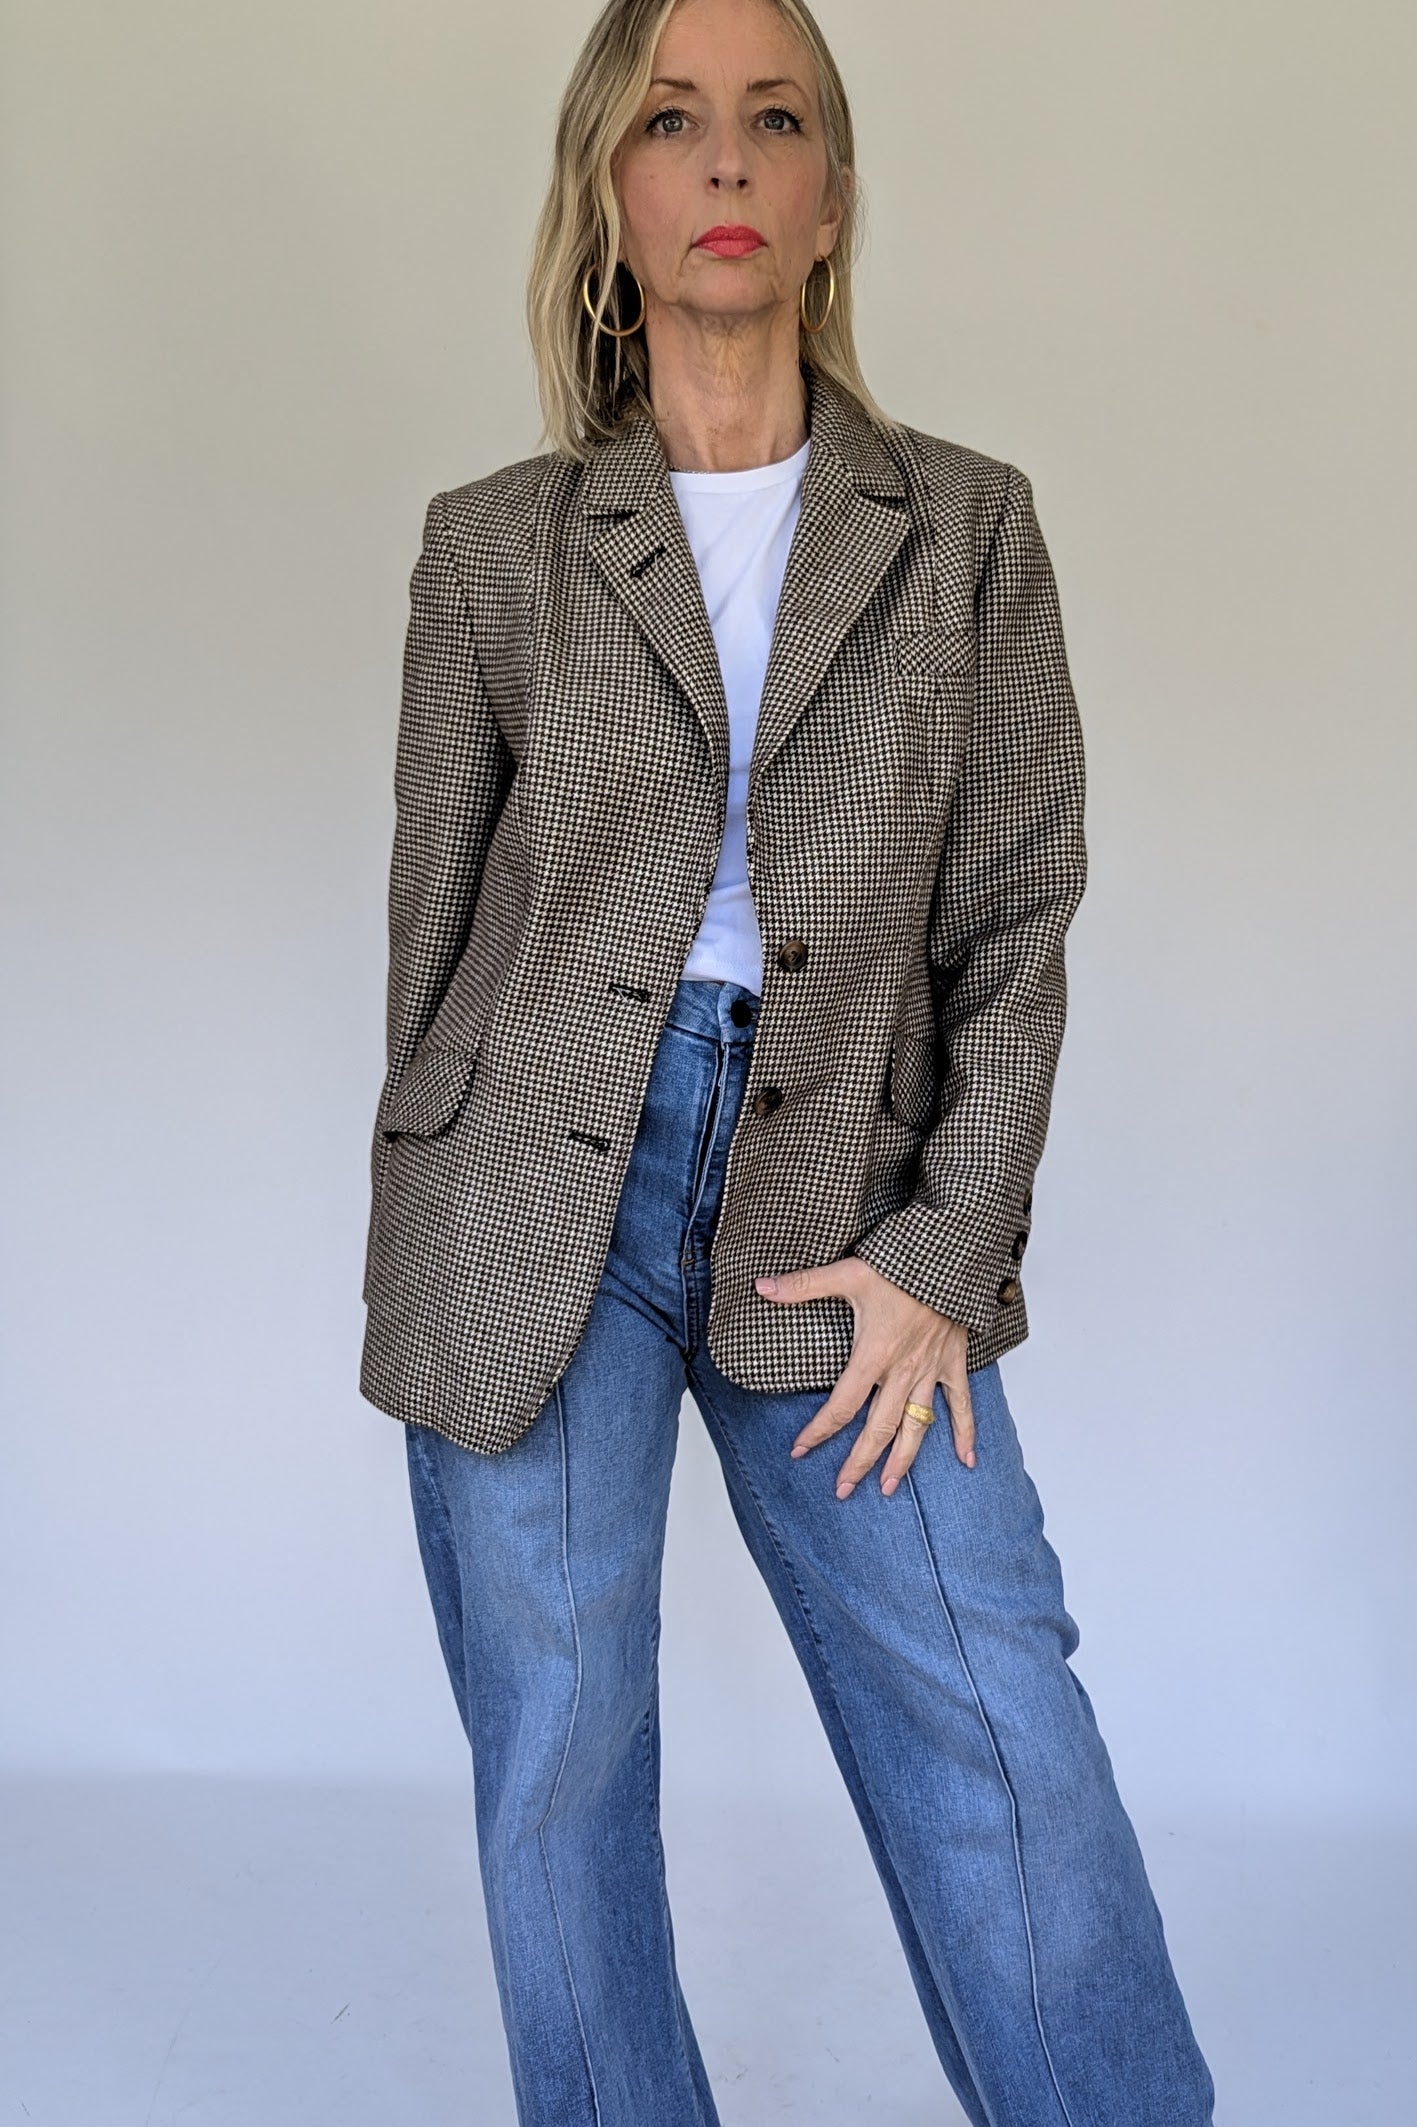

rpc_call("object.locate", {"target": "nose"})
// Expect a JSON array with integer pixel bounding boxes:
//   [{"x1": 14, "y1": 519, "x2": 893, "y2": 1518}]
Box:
[{"x1": 703, "y1": 118, "x2": 751, "y2": 193}]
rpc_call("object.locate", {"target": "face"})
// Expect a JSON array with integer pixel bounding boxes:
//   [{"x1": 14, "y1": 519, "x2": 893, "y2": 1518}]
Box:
[{"x1": 612, "y1": 0, "x2": 845, "y2": 331}]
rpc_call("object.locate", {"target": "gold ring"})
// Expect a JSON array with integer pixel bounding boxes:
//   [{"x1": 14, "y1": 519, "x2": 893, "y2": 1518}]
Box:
[{"x1": 902, "y1": 1399, "x2": 936, "y2": 1427}]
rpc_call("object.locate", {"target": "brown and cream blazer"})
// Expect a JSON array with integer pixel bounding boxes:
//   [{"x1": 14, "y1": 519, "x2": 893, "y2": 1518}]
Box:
[{"x1": 359, "y1": 364, "x2": 1087, "y2": 1455}]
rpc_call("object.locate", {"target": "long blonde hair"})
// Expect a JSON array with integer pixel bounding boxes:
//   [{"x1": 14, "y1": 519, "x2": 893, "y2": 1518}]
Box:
[{"x1": 525, "y1": 0, "x2": 896, "y2": 459}]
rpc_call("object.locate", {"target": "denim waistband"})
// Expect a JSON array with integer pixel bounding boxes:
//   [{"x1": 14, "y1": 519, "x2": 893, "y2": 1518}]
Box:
[{"x1": 663, "y1": 975, "x2": 762, "y2": 1047}]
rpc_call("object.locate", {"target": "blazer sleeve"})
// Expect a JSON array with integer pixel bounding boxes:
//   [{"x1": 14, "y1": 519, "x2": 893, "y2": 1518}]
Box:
[
  {"x1": 363, "y1": 490, "x2": 515, "y2": 1296},
  {"x1": 852, "y1": 461, "x2": 1088, "y2": 1339}
]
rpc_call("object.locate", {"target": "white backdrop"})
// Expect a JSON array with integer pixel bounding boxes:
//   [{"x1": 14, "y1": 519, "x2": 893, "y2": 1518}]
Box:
[{"x1": 2, "y1": 3, "x2": 1413, "y2": 2120}]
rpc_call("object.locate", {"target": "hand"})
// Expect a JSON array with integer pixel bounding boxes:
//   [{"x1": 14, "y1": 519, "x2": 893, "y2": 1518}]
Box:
[{"x1": 754, "y1": 1258, "x2": 977, "y2": 1498}]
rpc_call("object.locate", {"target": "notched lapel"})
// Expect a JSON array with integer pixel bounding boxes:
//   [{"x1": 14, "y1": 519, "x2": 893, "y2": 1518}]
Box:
[
  {"x1": 574, "y1": 368, "x2": 913, "y2": 799},
  {"x1": 579, "y1": 416, "x2": 730, "y2": 775},
  {"x1": 751, "y1": 440, "x2": 910, "y2": 797}
]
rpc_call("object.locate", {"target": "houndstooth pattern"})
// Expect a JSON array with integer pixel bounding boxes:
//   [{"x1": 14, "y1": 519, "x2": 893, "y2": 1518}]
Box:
[{"x1": 359, "y1": 366, "x2": 1087, "y2": 1455}]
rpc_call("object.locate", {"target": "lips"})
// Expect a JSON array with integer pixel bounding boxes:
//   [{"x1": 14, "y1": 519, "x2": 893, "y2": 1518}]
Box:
[{"x1": 694, "y1": 225, "x2": 767, "y2": 257}]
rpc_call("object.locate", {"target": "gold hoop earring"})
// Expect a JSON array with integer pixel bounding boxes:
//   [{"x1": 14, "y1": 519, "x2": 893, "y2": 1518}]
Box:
[
  {"x1": 582, "y1": 262, "x2": 646, "y2": 339},
  {"x1": 799, "y1": 254, "x2": 836, "y2": 335}
]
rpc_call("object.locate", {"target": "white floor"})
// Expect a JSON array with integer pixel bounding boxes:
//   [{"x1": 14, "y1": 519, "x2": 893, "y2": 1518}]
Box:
[{"x1": 2, "y1": 1774, "x2": 1411, "y2": 2125}]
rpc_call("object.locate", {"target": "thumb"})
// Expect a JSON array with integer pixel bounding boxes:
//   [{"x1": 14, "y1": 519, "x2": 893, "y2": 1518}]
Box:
[{"x1": 755, "y1": 1259, "x2": 857, "y2": 1304}]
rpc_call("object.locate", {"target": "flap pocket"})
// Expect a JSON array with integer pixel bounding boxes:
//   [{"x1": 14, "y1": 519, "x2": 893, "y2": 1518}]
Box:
[
  {"x1": 894, "y1": 623, "x2": 976, "y2": 678},
  {"x1": 380, "y1": 1042, "x2": 480, "y2": 1140}
]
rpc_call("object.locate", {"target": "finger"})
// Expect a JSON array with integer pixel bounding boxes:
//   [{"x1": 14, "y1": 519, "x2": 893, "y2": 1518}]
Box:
[
  {"x1": 834, "y1": 1378, "x2": 914, "y2": 1498},
  {"x1": 879, "y1": 1384, "x2": 938, "y2": 1496},
  {"x1": 756, "y1": 1258, "x2": 864, "y2": 1307},
  {"x1": 941, "y1": 1366, "x2": 977, "y2": 1468},
  {"x1": 789, "y1": 1364, "x2": 876, "y2": 1457}
]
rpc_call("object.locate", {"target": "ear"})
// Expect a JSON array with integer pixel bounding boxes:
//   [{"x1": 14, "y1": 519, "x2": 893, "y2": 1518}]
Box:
[{"x1": 818, "y1": 165, "x2": 852, "y2": 258}]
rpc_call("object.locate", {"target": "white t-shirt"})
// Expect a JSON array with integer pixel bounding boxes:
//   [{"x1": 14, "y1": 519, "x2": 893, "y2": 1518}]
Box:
[{"x1": 671, "y1": 436, "x2": 811, "y2": 996}]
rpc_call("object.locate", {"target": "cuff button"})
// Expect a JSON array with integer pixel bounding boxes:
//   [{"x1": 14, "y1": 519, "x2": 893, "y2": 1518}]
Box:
[{"x1": 997, "y1": 1276, "x2": 1022, "y2": 1304}]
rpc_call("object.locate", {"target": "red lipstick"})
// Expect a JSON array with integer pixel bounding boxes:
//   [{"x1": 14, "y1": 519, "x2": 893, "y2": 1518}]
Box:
[{"x1": 694, "y1": 224, "x2": 767, "y2": 257}]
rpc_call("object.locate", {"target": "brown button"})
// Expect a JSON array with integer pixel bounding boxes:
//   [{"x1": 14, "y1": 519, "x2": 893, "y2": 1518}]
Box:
[
  {"x1": 997, "y1": 1276, "x2": 1022, "y2": 1304},
  {"x1": 1010, "y1": 1230, "x2": 1028, "y2": 1261},
  {"x1": 752, "y1": 1085, "x2": 785, "y2": 1117},
  {"x1": 777, "y1": 937, "x2": 808, "y2": 973},
  {"x1": 1022, "y1": 1187, "x2": 1034, "y2": 1215}
]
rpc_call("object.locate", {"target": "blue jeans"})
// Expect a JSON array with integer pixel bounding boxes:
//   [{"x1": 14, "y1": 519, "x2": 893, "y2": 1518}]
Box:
[{"x1": 404, "y1": 976, "x2": 1215, "y2": 2126}]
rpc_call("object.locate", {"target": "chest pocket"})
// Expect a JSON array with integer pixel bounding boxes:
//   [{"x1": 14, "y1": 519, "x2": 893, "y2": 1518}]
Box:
[
  {"x1": 894, "y1": 621, "x2": 976, "y2": 679},
  {"x1": 893, "y1": 622, "x2": 976, "y2": 799}
]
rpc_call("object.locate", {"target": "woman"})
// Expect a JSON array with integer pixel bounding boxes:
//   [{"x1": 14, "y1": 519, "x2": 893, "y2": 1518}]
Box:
[{"x1": 360, "y1": 0, "x2": 1216, "y2": 2120}]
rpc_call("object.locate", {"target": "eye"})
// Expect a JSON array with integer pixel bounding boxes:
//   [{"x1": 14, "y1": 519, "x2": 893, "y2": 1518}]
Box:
[
  {"x1": 645, "y1": 104, "x2": 689, "y2": 136},
  {"x1": 760, "y1": 105, "x2": 804, "y2": 134}
]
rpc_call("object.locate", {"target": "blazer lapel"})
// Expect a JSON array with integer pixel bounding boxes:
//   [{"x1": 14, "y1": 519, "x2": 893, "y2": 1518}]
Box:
[
  {"x1": 749, "y1": 370, "x2": 909, "y2": 797},
  {"x1": 579, "y1": 415, "x2": 731, "y2": 775},
  {"x1": 576, "y1": 366, "x2": 910, "y2": 793}
]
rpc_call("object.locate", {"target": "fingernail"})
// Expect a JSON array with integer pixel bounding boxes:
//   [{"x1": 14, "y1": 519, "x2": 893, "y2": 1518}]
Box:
[
  {"x1": 790, "y1": 1444, "x2": 807, "y2": 1458},
  {"x1": 965, "y1": 1451, "x2": 976, "y2": 1469},
  {"x1": 882, "y1": 1477, "x2": 897, "y2": 1495},
  {"x1": 756, "y1": 1275, "x2": 778, "y2": 1294},
  {"x1": 836, "y1": 1481, "x2": 854, "y2": 1499}
]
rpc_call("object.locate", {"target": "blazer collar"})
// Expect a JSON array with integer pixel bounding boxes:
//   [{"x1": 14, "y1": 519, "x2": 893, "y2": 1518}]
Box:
[
  {"x1": 576, "y1": 364, "x2": 907, "y2": 516},
  {"x1": 576, "y1": 365, "x2": 913, "y2": 796}
]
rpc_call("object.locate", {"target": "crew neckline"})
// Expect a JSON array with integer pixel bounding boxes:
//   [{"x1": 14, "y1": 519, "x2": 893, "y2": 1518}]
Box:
[{"x1": 668, "y1": 436, "x2": 810, "y2": 493}]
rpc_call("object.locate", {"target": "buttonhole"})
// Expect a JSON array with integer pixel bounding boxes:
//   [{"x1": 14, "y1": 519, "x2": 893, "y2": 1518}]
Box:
[
  {"x1": 629, "y1": 543, "x2": 666, "y2": 579},
  {"x1": 568, "y1": 1127, "x2": 611, "y2": 1154}
]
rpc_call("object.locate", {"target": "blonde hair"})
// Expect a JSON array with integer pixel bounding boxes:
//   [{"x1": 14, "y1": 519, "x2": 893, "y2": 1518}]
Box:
[{"x1": 525, "y1": 0, "x2": 897, "y2": 459}]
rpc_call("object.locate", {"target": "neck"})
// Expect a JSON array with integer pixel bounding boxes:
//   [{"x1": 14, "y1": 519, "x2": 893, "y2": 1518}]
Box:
[{"x1": 644, "y1": 307, "x2": 810, "y2": 472}]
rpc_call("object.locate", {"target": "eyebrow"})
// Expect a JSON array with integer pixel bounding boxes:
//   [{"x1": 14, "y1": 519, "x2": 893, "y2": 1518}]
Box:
[{"x1": 648, "y1": 76, "x2": 807, "y2": 95}]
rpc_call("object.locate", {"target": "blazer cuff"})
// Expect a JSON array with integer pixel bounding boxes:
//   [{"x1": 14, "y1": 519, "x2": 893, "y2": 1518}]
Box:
[{"x1": 851, "y1": 1194, "x2": 1029, "y2": 1338}]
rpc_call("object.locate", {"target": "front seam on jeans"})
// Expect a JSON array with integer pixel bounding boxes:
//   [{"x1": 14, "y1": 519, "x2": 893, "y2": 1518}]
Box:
[
  {"x1": 638, "y1": 1602, "x2": 715, "y2": 2125},
  {"x1": 533, "y1": 1380, "x2": 603, "y2": 2127},
  {"x1": 688, "y1": 1373, "x2": 994, "y2": 2112},
  {"x1": 904, "y1": 1469, "x2": 1079, "y2": 2127}
]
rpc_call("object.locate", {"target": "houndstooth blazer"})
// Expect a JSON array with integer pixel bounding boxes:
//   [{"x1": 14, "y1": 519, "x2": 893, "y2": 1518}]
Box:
[{"x1": 359, "y1": 364, "x2": 1087, "y2": 1456}]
